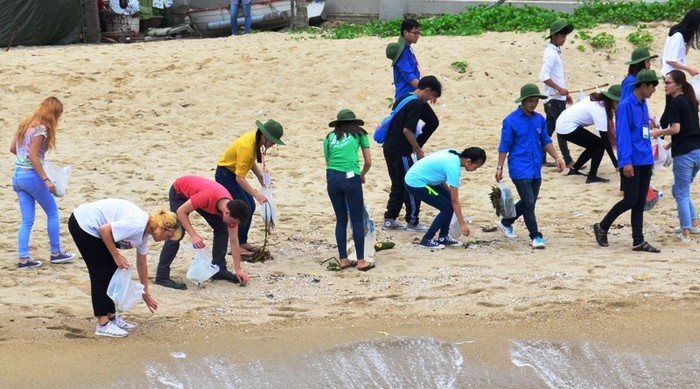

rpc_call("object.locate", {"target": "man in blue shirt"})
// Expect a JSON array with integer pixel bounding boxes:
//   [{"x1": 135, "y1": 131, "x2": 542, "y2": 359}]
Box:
[
  {"x1": 495, "y1": 84, "x2": 565, "y2": 249},
  {"x1": 593, "y1": 69, "x2": 661, "y2": 253}
]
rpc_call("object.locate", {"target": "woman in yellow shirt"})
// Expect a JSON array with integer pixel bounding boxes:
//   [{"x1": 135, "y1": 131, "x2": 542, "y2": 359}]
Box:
[{"x1": 215, "y1": 119, "x2": 285, "y2": 252}]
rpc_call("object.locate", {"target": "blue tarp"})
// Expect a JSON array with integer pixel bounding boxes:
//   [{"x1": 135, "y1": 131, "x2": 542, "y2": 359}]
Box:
[{"x1": 0, "y1": 0, "x2": 84, "y2": 47}]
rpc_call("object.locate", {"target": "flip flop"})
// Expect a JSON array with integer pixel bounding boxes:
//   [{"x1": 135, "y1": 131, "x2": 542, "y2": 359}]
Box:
[
  {"x1": 357, "y1": 263, "x2": 375, "y2": 272},
  {"x1": 339, "y1": 260, "x2": 357, "y2": 269},
  {"x1": 632, "y1": 241, "x2": 660, "y2": 253}
]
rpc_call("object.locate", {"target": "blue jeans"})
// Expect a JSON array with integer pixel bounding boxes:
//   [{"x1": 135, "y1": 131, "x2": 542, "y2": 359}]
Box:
[
  {"x1": 230, "y1": 0, "x2": 252, "y2": 35},
  {"x1": 326, "y1": 170, "x2": 365, "y2": 259},
  {"x1": 12, "y1": 167, "x2": 62, "y2": 258},
  {"x1": 215, "y1": 166, "x2": 255, "y2": 245},
  {"x1": 672, "y1": 149, "x2": 700, "y2": 229},
  {"x1": 502, "y1": 178, "x2": 542, "y2": 239},
  {"x1": 406, "y1": 184, "x2": 451, "y2": 244}
]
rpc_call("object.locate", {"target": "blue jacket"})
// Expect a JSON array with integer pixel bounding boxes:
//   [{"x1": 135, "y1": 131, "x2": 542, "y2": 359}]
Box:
[
  {"x1": 615, "y1": 94, "x2": 654, "y2": 167},
  {"x1": 498, "y1": 106, "x2": 551, "y2": 179},
  {"x1": 621, "y1": 74, "x2": 636, "y2": 100},
  {"x1": 393, "y1": 44, "x2": 420, "y2": 100}
]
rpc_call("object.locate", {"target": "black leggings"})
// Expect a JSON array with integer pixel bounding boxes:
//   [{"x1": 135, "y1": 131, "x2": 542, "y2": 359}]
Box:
[
  {"x1": 68, "y1": 214, "x2": 117, "y2": 317},
  {"x1": 562, "y1": 126, "x2": 605, "y2": 177}
]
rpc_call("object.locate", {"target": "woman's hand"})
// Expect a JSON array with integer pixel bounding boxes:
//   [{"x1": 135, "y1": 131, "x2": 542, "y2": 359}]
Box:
[
  {"x1": 142, "y1": 293, "x2": 158, "y2": 313},
  {"x1": 45, "y1": 179, "x2": 56, "y2": 194},
  {"x1": 461, "y1": 224, "x2": 471, "y2": 237},
  {"x1": 254, "y1": 192, "x2": 268, "y2": 204},
  {"x1": 113, "y1": 253, "x2": 131, "y2": 269}
]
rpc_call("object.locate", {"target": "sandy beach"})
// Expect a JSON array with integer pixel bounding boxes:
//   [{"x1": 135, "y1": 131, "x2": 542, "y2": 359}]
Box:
[{"x1": 2, "y1": 24, "x2": 700, "y2": 386}]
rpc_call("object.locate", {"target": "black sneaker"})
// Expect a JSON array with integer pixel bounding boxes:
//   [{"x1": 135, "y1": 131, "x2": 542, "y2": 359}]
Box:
[
  {"x1": 155, "y1": 278, "x2": 187, "y2": 290},
  {"x1": 592, "y1": 223, "x2": 609, "y2": 247},
  {"x1": 586, "y1": 176, "x2": 610, "y2": 184},
  {"x1": 211, "y1": 269, "x2": 240, "y2": 283}
]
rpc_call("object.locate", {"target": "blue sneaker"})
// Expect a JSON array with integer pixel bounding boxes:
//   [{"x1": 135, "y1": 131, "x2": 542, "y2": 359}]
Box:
[
  {"x1": 419, "y1": 239, "x2": 445, "y2": 249},
  {"x1": 438, "y1": 235, "x2": 463, "y2": 247},
  {"x1": 532, "y1": 237, "x2": 545, "y2": 249},
  {"x1": 50, "y1": 252, "x2": 75, "y2": 264},
  {"x1": 18, "y1": 259, "x2": 42, "y2": 269},
  {"x1": 496, "y1": 220, "x2": 517, "y2": 239}
]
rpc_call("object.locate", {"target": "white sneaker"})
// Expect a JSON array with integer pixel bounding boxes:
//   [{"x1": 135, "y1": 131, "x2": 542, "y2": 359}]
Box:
[
  {"x1": 110, "y1": 315, "x2": 137, "y2": 331},
  {"x1": 496, "y1": 220, "x2": 517, "y2": 239},
  {"x1": 95, "y1": 321, "x2": 129, "y2": 338},
  {"x1": 406, "y1": 222, "x2": 429, "y2": 232},
  {"x1": 677, "y1": 233, "x2": 691, "y2": 243},
  {"x1": 673, "y1": 226, "x2": 700, "y2": 234}
]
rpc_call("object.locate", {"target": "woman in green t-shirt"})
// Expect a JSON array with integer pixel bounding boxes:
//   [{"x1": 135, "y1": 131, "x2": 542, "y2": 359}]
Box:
[{"x1": 324, "y1": 109, "x2": 373, "y2": 271}]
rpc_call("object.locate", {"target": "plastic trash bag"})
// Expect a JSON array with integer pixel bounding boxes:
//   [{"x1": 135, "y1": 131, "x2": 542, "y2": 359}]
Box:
[
  {"x1": 43, "y1": 160, "x2": 72, "y2": 197},
  {"x1": 449, "y1": 213, "x2": 472, "y2": 239},
  {"x1": 499, "y1": 181, "x2": 517, "y2": 219},
  {"x1": 259, "y1": 186, "x2": 278, "y2": 230},
  {"x1": 186, "y1": 249, "x2": 219, "y2": 285},
  {"x1": 107, "y1": 268, "x2": 144, "y2": 312},
  {"x1": 652, "y1": 137, "x2": 672, "y2": 168}
]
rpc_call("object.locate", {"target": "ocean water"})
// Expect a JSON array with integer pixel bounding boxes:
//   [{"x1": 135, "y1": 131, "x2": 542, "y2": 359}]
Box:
[{"x1": 106, "y1": 337, "x2": 700, "y2": 388}]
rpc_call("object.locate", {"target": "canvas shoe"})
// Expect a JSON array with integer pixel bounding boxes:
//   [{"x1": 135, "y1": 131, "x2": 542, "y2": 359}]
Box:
[
  {"x1": 496, "y1": 220, "x2": 517, "y2": 239},
  {"x1": 531, "y1": 237, "x2": 546, "y2": 249},
  {"x1": 438, "y1": 235, "x2": 463, "y2": 247},
  {"x1": 673, "y1": 226, "x2": 700, "y2": 234},
  {"x1": 383, "y1": 219, "x2": 406, "y2": 230},
  {"x1": 95, "y1": 321, "x2": 129, "y2": 338},
  {"x1": 677, "y1": 233, "x2": 691, "y2": 243},
  {"x1": 406, "y1": 222, "x2": 429, "y2": 232},
  {"x1": 18, "y1": 259, "x2": 42, "y2": 269},
  {"x1": 419, "y1": 239, "x2": 445, "y2": 249},
  {"x1": 110, "y1": 315, "x2": 137, "y2": 331},
  {"x1": 50, "y1": 251, "x2": 75, "y2": 264}
]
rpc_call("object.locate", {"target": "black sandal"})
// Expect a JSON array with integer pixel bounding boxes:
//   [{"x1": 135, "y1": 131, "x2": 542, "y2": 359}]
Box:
[
  {"x1": 632, "y1": 241, "x2": 660, "y2": 253},
  {"x1": 593, "y1": 223, "x2": 608, "y2": 247}
]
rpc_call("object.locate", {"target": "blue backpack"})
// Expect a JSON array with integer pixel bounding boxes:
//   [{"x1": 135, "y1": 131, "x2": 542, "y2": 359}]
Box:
[{"x1": 373, "y1": 94, "x2": 419, "y2": 144}]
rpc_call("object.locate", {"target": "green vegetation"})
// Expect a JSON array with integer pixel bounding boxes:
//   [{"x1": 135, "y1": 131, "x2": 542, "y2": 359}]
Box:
[
  {"x1": 626, "y1": 26, "x2": 655, "y2": 48},
  {"x1": 589, "y1": 31, "x2": 616, "y2": 49},
  {"x1": 451, "y1": 60, "x2": 469, "y2": 74},
  {"x1": 293, "y1": 0, "x2": 700, "y2": 39}
]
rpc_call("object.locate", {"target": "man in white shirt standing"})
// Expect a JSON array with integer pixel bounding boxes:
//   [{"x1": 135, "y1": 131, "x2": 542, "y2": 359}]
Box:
[{"x1": 540, "y1": 19, "x2": 575, "y2": 168}]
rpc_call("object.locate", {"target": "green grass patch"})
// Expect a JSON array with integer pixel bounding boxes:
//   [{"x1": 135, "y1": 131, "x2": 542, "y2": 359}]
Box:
[{"x1": 293, "y1": 0, "x2": 700, "y2": 39}]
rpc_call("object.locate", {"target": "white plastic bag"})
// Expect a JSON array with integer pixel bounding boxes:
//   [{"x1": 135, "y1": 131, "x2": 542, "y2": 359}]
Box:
[
  {"x1": 449, "y1": 213, "x2": 472, "y2": 239},
  {"x1": 258, "y1": 186, "x2": 278, "y2": 229},
  {"x1": 690, "y1": 75, "x2": 700, "y2": 102},
  {"x1": 652, "y1": 137, "x2": 672, "y2": 168},
  {"x1": 107, "y1": 268, "x2": 144, "y2": 312},
  {"x1": 186, "y1": 249, "x2": 219, "y2": 285},
  {"x1": 43, "y1": 160, "x2": 72, "y2": 197},
  {"x1": 499, "y1": 181, "x2": 516, "y2": 219}
]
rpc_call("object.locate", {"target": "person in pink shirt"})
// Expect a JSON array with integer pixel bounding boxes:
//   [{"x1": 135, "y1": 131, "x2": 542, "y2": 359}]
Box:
[{"x1": 155, "y1": 175, "x2": 250, "y2": 290}]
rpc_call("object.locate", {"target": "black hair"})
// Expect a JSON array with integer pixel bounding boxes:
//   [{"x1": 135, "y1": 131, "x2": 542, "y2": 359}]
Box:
[
  {"x1": 254, "y1": 130, "x2": 263, "y2": 163},
  {"x1": 667, "y1": 70, "x2": 700, "y2": 112},
  {"x1": 589, "y1": 92, "x2": 617, "y2": 124},
  {"x1": 333, "y1": 122, "x2": 367, "y2": 139},
  {"x1": 417, "y1": 75, "x2": 442, "y2": 98},
  {"x1": 227, "y1": 199, "x2": 249, "y2": 223},
  {"x1": 626, "y1": 61, "x2": 647, "y2": 77},
  {"x1": 669, "y1": 9, "x2": 700, "y2": 50},
  {"x1": 635, "y1": 79, "x2": 659, "y2": 88},
  {"x1": 449, "y1": 147, "x2": 487, "y2": 165},
  {"x1": 401, "y1": 19, "x2": 420, "y2": 35}
]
